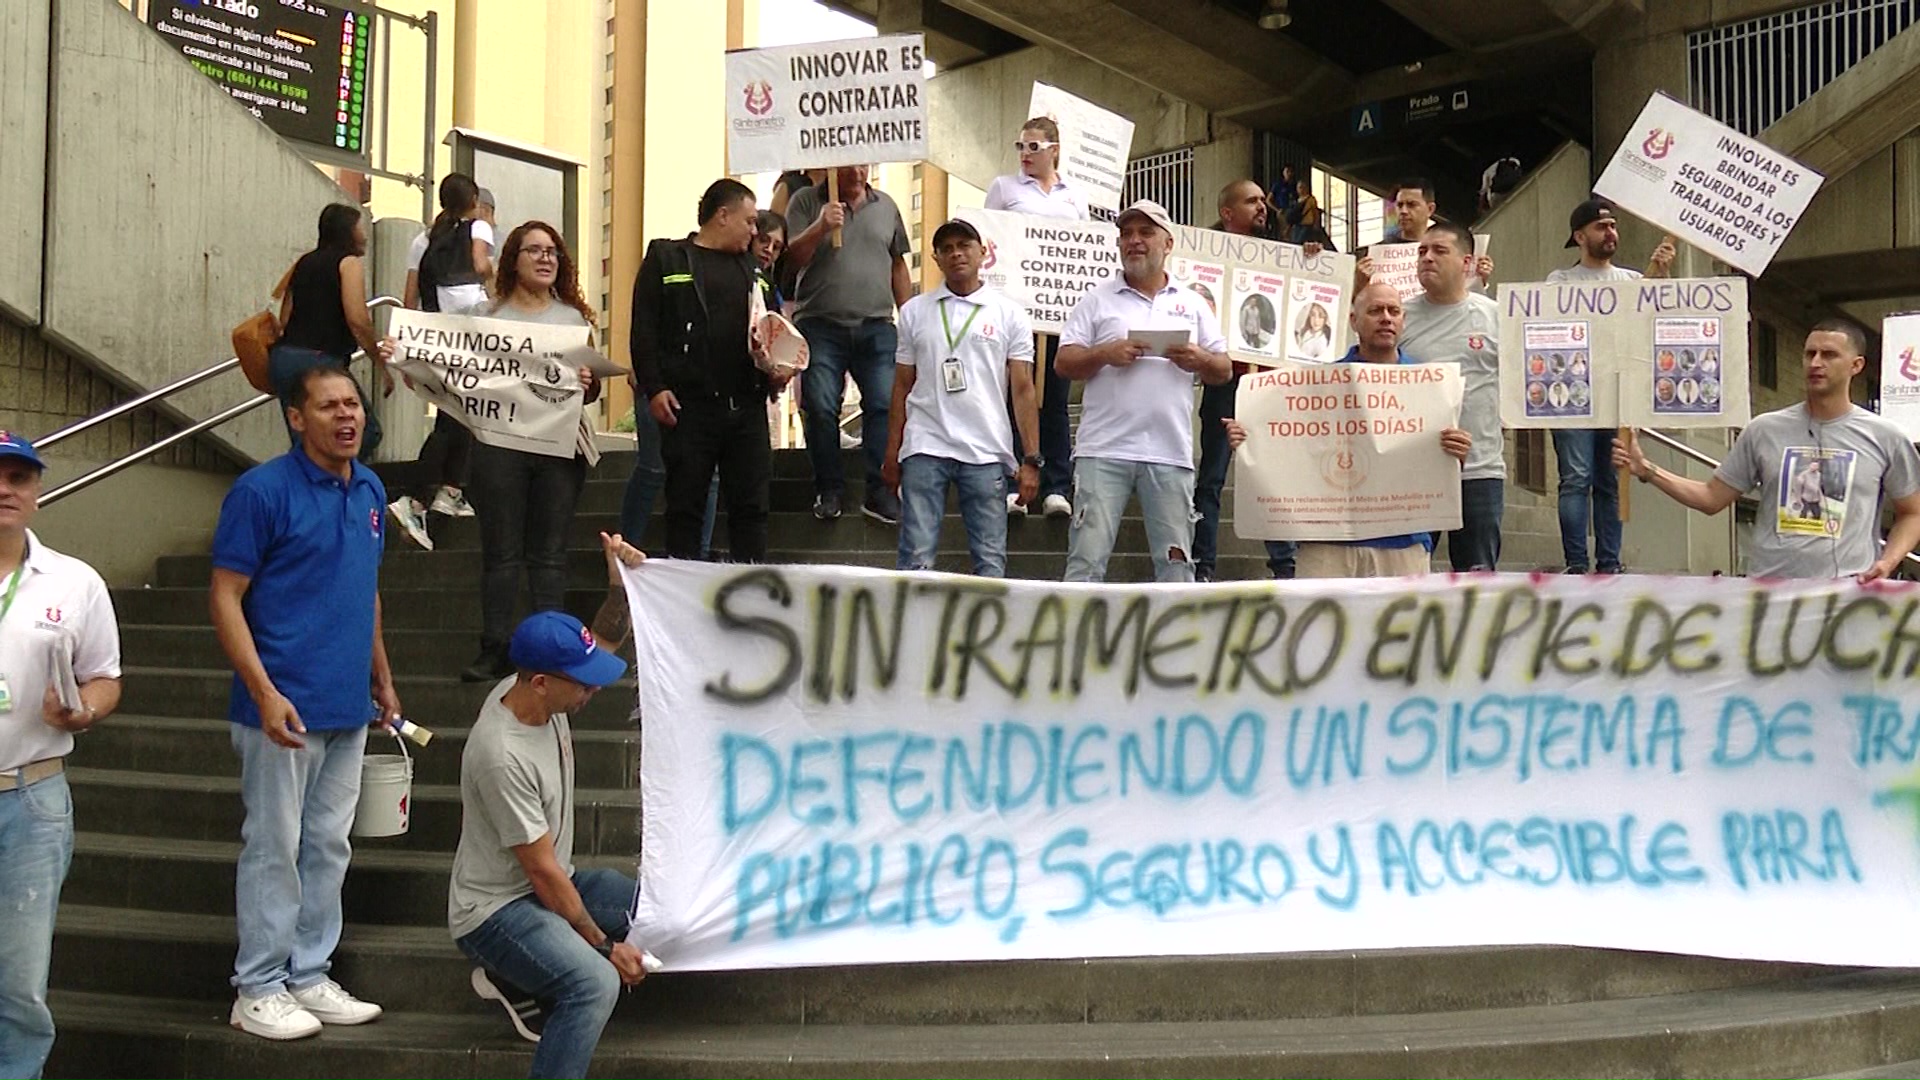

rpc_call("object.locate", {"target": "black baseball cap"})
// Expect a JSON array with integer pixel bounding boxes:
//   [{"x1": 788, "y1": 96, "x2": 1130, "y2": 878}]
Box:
[
  {"x1": 1565, "y1": 198, "x2": 1619, "y2": 247},
  {"x1": 931, "y1": 219, "x2": 982, "y2": 247}
]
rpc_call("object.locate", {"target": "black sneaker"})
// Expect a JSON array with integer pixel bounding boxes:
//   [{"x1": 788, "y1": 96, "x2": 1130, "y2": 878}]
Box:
[
  {"x1": 460, "y1": 649, "x2": 515, "y2": 683},
  {"x1": 471, "y1": 967, "x2": 543, "y2": 1044},
  {"x1": 862, "y1": 488, "x2": 901, "y2": 526},
  {"x1": 812, "y1": 492, "x2": 843, "y2": 520},
  {"x1": 1562, "y1": 566, "x2": 1588, "y2": 575},
  {"x1": 1595, "y1": 564, "x2": 1626, "y2": 575}
]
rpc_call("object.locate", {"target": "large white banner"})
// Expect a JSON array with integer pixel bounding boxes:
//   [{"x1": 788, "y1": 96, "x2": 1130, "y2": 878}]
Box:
[
  {"x1": 388, "y1": 309, "x2": 591, "y2": 459},
  {"x1": 1232, "y1": 361, "x2": 1464, "y2": 541},
  {"x1": 625, "y1": 563, "x2": 1920, "y2": 972},
  {"x1": 1595, "y1": 91, "x2": 1824, "y2": 277},
  {"x1": 725, "y1": 35, "x2": 927, "y2": 174},
  {"x1": 1882, "y1": 313, "x2": 1920, "y2": 441},
  {"x1": 1028, "y1": 82, "x2": 1135, "y2": 213},
  {"x1": 1498, "y1": 276, "x2": 1752, "y2": 429}
]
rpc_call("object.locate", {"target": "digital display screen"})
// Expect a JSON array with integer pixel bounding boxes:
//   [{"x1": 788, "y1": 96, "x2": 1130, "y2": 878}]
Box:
[{"x1": 145, "y1": 0, "x2": 372, "y2": 157}]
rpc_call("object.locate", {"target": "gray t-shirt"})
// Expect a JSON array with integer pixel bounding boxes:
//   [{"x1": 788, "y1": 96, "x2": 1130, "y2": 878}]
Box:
[
  {"x1": 457, "y1": 297, "x2": 591, "y2": 328},
  {"x1": 1401, "y1": 292, "x2": 1505, "y2": 480},
  {"x1": 448, "y1": 678, "x2": 577, "y2": 940},
  {"x1": 1716, "y1": 402, "x2": 1920, "y2": 578},
  {"x1": 785, "y1": 183, "x2": 911, "y2": 325},
  {"x1": 1546, "y1": 263, "x2": 1642, "y2": 283}
]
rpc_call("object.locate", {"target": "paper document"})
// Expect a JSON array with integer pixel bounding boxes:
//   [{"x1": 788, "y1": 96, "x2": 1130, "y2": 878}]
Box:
[{"x1": 1126, "y1": 329, "x2": 1190, "y2": 355}]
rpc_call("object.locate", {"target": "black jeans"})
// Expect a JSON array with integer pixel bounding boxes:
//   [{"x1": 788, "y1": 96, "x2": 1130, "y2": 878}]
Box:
[
  {"x1": 409, "y1": 411, "x2": 472, "y2": 505},
  {"x1": 467, "y1": 442, "x2": 587, "y2": 653},
  {"x1": 1005, "y1": 335, "x2": 1072, "y2": 500},
  {"x1": 659, "y1": 396, "x2": 771, "y2": 562},
  {"x1": 1449, "y1": 477, "x2": 1505, "y2": 572}
]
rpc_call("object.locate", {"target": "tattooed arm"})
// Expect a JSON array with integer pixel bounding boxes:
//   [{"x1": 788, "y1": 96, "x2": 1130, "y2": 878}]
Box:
[{"x1": 592, "y1": 532, "x2": 646, "y2": 652}]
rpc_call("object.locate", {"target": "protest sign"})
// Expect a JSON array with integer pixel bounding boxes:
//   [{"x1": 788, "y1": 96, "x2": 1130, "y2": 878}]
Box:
[
  {"x1": 1881, "y1": 314, "x2": 1920, "y2": 441},
  {"x1": 1595, "y1": 91, "x2": 1824, "y2": 277},
  {"x1": 726, "y1": 35, "x2": 927, "y2": 173},
  {"x1": 389, "y1": 309, "x2": 592, "y2": 459},
  {"x1": 1366, "y1": 234, "x2": 1491, "y2": 301},
  {"x1": 1231, "y1": 360, "x2": 1463, "y2": 541},
  {"x1": 1028, "y1": 82, "x2": 1135, "y2": 213},
  {"x1": 1498, "y1": 276, "x2": 1751, "y2": 429},
  {"x1": 958, "y1": 207, "x2": 1117, "y2": 333},
  {"x1": 625, "y1": 561, "x2": 1920, "y2": 972}
]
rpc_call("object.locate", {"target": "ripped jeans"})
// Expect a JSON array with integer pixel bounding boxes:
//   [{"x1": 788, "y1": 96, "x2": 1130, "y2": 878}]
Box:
[{"x1": 1064, "y1": 456, "x2": 1196, "y2": 583}]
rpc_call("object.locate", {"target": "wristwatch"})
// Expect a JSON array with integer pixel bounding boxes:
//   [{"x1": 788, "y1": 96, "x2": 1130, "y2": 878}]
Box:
[{"x1": 1022, "y1": 453, "x2": 1044, "y2": 468}]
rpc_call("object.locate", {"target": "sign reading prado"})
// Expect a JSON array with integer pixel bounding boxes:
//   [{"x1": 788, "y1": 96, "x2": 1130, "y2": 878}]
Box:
[
  {"x1": 388, "y1": 310, "x2": 593, "y2": 459},
  {"x1": 624, "y1": 564, "x2": 1920, "y2": 973},
  {"x1": 725, "y1": 35, "x2": 928, "y2": 173},
  {"x1": 1595, "y1": 92, "x2": 1824, "y2": 277}
]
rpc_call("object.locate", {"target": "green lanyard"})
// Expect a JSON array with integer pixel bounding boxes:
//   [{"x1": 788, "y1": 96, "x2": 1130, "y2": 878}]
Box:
[
  {"x1": 0, "y1": 560, "x2": 23, "y2": 629},
  {"x1": 939, "y1": 297, "x2": 982, "y2": 353}
]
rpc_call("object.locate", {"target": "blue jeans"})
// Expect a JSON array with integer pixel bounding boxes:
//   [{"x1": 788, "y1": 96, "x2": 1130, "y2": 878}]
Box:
[
  {"x1": 455, "y1": 869, "x2": 636, "y2": 1080},
  {"x1": 230, "y1": 723, "x2": 367, "y2": 998},
  {"x1": 1449, "y1": 477, "x2": 1505, "y2": 572},
  {"x1": 267, "y1": 344, "x2": 383, "y2": 459},
  {"x1": 619, "y1": 409, "x2": 717, "y2": 556},
  {"x1": 1066, "y1": 457, "x2": 1197, "y2": 583},
  {"x1": 798, "y1": 319, "x2": 896, "y2": 497},
  {"x1": 1261, "y1": 541, "x2": 1300, "y2": 579},
  {"x1": 897, "y1": 455, "x2": 1008, "y2": 576},
  {"x1": 1553, "y1": 429, "x2": 1622, "y2": 572},
  {"x1": 0, "y1": 771, "x2": 73, "y2": 1079}
]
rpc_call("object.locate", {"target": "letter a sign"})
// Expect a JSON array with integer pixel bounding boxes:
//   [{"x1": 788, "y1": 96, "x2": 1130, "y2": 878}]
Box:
[{"x1": 1352, "y1": 102, "x2": 1382, "y2": 138}]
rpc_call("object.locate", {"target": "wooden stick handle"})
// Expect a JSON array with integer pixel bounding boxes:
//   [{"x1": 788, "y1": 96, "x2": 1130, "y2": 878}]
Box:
[
  {"x1": 828, "y1": 171, "x2": 843, "y2": 250},
  {"x1": 1617, "y1": 425, "x2": 1632, "y2": 522}
]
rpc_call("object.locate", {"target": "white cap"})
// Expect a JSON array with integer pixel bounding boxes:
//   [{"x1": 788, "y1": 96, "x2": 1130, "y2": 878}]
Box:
[{"x1": 1115, "y1": 198, "x2": 1175, "y2": 235}]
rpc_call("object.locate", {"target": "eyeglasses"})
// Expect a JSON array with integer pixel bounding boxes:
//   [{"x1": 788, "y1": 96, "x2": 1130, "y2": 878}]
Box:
[
  {"x1": 1013, "y1": 140, "x2": 1057, "y2": 153},
  {"x1": 520, "y1": 245, "x2": 560, "y2": 262}
]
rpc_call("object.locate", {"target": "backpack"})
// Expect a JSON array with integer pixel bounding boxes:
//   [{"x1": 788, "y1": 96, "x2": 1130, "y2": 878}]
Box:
[{"x1": 418, "y1": 219, "x2": 482, "y2": 312}]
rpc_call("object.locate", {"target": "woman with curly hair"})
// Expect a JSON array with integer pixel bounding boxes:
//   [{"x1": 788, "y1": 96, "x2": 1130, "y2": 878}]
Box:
[{"x1": 457, "y1": 221, "x2": 606, "y2": 682}]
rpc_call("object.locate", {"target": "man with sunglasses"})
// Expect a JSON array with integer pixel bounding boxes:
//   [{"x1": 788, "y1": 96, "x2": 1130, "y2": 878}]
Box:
[{"x1": 451, "y1": 534, "x2": 651, "y2": 1077}]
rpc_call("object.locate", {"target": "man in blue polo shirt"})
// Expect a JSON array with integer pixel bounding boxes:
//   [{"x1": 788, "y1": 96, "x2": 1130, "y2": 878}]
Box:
[
  {"x1": 1226, "y1": 282, "x2": 1470, "y2": 577},
  {"x1": 209, "y1": 365, "x2": 402, "y2": 1041}
]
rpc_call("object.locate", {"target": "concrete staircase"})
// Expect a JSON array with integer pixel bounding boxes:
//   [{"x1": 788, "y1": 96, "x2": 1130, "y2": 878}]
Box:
[{"x1": 43, "y1": 448, "x2": 1920, "y2": 1078}]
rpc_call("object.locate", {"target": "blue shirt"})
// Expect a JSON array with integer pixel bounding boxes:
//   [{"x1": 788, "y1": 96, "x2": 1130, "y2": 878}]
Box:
[
  {"x1": 1334, "y1": 346, "x2": 1436, "y2": 552},
  {"x1": 211, "y1": 449, "x2": 387, "y2": 730}
]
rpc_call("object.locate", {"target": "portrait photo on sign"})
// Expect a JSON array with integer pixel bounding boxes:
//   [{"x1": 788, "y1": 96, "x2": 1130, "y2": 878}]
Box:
[
  {"x1": 1240, "y1": 294, "x2": 1276, "y2": 350},
  {"x1": 1776, "y1": 447, "x2": 1857, "y2": 537},
  {"x1": 1293, "y1": 302, "x2": 1334, "y2": 361}
]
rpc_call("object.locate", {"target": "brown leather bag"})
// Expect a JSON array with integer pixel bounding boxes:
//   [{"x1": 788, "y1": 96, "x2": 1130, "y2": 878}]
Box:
[{"x1": 232, "y1": 265, "x2": 295, "y2": 393}]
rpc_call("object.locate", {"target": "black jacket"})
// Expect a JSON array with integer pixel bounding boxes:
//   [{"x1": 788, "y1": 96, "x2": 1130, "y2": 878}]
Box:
[{"x1": 629, "y1": 236, "x2": 777, "y2": 402}]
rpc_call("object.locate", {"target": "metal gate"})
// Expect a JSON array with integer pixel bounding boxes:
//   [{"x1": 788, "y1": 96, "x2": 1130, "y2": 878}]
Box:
[{"x1": 1688, "y1": 0, "x2": 1920, "y2": 135}]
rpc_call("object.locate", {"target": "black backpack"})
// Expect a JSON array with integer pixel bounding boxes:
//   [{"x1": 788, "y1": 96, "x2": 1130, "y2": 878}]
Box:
[{"x1": 418, "y1": 219, "x2": 482, "y2": 312}]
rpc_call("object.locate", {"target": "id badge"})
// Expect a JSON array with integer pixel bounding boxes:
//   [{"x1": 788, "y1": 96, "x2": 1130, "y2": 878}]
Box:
[
  {"x1": 0, "y1": 675, "x2": 12, "y2": 715},
  {"x1": 941, "y1": 356, "x2": 967, "y2": 393}
]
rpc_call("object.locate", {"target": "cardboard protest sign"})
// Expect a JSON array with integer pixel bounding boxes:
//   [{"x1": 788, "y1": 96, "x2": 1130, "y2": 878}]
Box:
[
  {"x1": 726, "y1": 35, "x2": 927, "y2": 173},
  {"x1": 1595, "y1": 91, "x2": 1823, "y2": 276},
  {"x1": 624, "y1": 561, "x2": 1920, "y2": 972},
  {"x1": 1028, "y1": 81, "x2": 1135, "y2": 213},
  {"x1": 1232, "y1": 360, "x2": 1464, "y2": 541},
  {"x1": 389, "y1": 309, "x2": 592, "y2": 459},
  {"x1": 1498, "y1": 276, "x2": 1751, "y2": 429},
  {"x1": 1880, "y1": 313, "x2": 1920, "y2": 442},
  {"x1": 1172, "y1": 226, "x2": 1355, "y2": 369}
]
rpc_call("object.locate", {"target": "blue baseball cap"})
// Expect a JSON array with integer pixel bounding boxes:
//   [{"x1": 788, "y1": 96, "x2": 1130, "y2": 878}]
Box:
[
  {"x1": 509, "y1": 611, "x2": 628, "y2": 687},
  {"x1": 0, "y1": 431, "x2": 45, "y2": 471}
]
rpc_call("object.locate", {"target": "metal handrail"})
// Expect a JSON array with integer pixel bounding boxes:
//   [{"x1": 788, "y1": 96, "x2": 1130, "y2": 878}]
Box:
[
  {"x1": 35, "y1": 296, "x2": 404, "y2": 507},
  {"x1": 1635, "y1": 426, "x2": 1920, "y2": 569}
]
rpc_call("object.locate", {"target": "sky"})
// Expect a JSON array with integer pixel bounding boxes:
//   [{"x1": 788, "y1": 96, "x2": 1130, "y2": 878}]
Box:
[{"x1": 755, "y1": 0, "x2": 876, "y2": 48}]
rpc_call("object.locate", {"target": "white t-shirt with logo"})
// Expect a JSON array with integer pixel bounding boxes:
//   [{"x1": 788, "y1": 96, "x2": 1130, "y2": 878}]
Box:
[
  {"x1": 0, "y1": 530, "x2": 121, "y2": 772},
  {"x1": 1062, "y1": 275, "x2": 1229, "y2": 469},
  {"x1": 896, "y1": 283, "x2": 1034, "y2": 470},
  {"x1": 407, "y1": 219, "x2": 496, "y2": 312}
]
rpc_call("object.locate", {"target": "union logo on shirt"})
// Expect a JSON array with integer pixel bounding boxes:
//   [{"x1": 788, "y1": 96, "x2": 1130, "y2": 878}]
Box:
[
  {"x1": 1467, "y1": 335, "x2": 1486, "y2": 350},
  {"x1": 1172, "y1": 303, "x2": 1190, "y2": 318},
  {"x1": 982, "y1": 323, "x2": 996, "y2": 339},
  {"x1": 42, "y1": 606, "x2": 62, "y2": 624}
]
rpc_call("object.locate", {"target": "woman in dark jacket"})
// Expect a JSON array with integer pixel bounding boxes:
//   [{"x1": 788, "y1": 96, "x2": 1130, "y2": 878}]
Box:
[{"x1": 270, "y1": 203, "x2": 389, "y2": 456}]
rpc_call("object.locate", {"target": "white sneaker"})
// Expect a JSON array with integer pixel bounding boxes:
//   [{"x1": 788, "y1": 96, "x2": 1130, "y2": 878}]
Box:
[
  {"x1": 1006, "y1": 492, "x2": 1028, "y2": 516},
  {"x1": 431, "y1": 486, "x2": 475, "y2": 517},
  {"x1": 388, "y1": 497, "x2": 434, "y2": 551},
  {"x1": 289, "y1": 979, "x2": 383, "y2": 1025},
  {"x1": 230, "y1": 991, "x2": 322, "y2": 1040},
  {"x1": 1041, "y1": 493, "x2": 1073, "y2": 518}
]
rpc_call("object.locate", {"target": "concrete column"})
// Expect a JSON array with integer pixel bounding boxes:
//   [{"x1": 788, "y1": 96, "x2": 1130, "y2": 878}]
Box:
[
  {"x1": 605, "y1": 0, "x2": 647, "y2": 427},
  {"x1": 919, "y1": 164, "x2": 949, "y2": 294},
  {"x1": 452, "y1": 0, "x2": 479, "y2": 130}
]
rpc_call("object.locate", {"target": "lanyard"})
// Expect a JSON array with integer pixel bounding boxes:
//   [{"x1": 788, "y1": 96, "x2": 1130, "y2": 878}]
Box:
[
  {"x1": 939, "y1": 296, "x2": 982, "y2": 353},
  {"x1": 0, "y1": 560, "x2": 23, "y2": 629}
]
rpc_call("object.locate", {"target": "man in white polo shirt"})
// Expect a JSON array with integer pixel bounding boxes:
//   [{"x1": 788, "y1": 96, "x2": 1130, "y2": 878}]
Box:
[
  {"x1": 1056, "y1": 199, "x2": 1232, "y2": 582},
  {"x1": 0, "y1": 432, "x2": 122, "y2": 1079},
  {"x1": 882, "y1": 219, "x2": 1040, "y2": 577}
]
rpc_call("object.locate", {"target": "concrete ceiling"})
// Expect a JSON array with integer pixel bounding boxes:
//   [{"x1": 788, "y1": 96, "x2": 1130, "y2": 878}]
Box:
[{"x1": 882, "y1": 0, "x2": 1645, "y2": 212}]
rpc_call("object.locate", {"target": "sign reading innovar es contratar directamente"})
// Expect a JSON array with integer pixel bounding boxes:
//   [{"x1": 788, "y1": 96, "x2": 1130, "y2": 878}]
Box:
[{"x1": 725, "y1": 35, "x2": 927, "y2": 173}]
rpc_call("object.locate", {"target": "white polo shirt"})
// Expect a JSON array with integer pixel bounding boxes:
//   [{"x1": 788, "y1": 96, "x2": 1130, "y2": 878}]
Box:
[
  {"x1": 896, "y1": 282, "x2": 1035, "y2": 470},
  {"x1": 1062, "y1": 274, "x2": 1228, "y2": 469},
  {"x1": 983, "y1": 174, "x2": 1088, "y2": 221},
  {"x1": 0, "y1": 530, "x2": 120, "y2": 772}
]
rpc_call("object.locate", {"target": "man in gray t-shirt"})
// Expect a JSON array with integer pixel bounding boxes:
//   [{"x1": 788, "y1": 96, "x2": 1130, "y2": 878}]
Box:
[
  {"x1": 1401, "y1": 220, "x2": 1505, "y2": 571},
  {"x1": 1617, "y1": 320, "x2": 1920, "y2": 580},
  {"x1": 448, "y1": 537, "x2": 650, "y2": 1074},
  {"x1": 1544, "y1": 197, "x2": 1677, "y2": 575},
  {"x1": 784, "y1": 165, "x2": 914, "y2": 525}
]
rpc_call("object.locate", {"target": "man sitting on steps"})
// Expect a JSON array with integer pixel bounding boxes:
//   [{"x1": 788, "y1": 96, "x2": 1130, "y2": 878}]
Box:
[{"x1": 449, "y1": 533, "x2": 653, "y2": 1079}]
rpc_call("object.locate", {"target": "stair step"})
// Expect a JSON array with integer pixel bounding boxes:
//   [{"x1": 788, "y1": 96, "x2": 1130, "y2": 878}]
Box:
[
  {"x1": 117, "y1": 667, "x2": 640, "y2": 730},
  {"x1": 112, "y1": 587, "x2": 623, "y2": 631},
  {"x1": 63, "y1": 766, "x2": 636, "y2": 855},
  {"x1": 44, "y1": 971, "x2": 1920, "y2": 1078}
]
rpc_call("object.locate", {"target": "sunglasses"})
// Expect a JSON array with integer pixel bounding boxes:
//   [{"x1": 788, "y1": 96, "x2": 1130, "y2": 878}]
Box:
[{"x1": 1013, "y1": 140, "x2": 1057, "y2": 153}]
